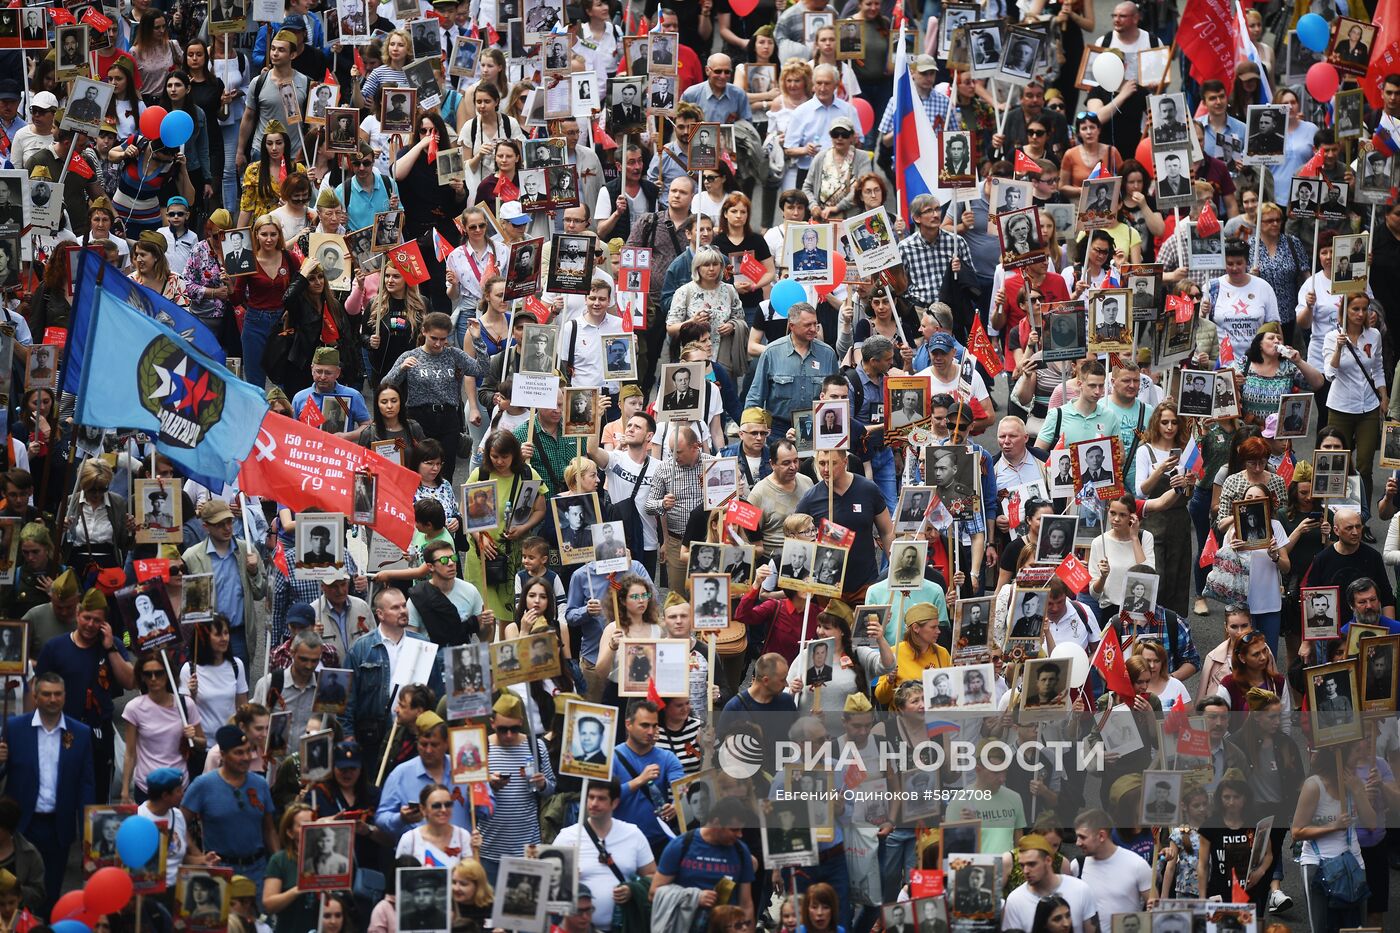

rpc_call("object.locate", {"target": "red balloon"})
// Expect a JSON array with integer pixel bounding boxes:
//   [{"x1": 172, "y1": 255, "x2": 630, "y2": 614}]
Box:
[
  {"x1": 139, "y1": 106, "x2": 168, "y2": 140},
  {"x1": 1306, "y1": 62, "x2": 1340, "y2": 103},
  {"x1": 730, "y1": 0, "x2": 758, "y2": 16},
  {"x1": 815, "y1": 254, "x2": 848, "y2": 300},
  {"x1": 852, "y1": 98, "x2": 875, "y2": 136},
  {"x1": 1135, "y1": 137, "x2": 1153, "y2": 177},
  {"x1": 51, "y1": 890, "x2": 98, "y2": 926},
  {"x1": 84, "y1": 867, "x2": 134, "y2": 915}
]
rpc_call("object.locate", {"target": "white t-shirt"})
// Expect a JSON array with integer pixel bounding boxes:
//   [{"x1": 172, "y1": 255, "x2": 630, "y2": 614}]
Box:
[
  {"x1": 1002, "y1": 874, "x2": 1097, "y2": 933},
  {"x1": 1211, "y1": 274, "x2": 1279, "y2": 361},
  {"x1": 137, "y1": 803, "x2": 188, "y2": 889},
  {"x1": 604, "y1": 449, "x2": 661, "y2": 551},
  {"x1": 1077, "y1": 846, "x2": 1153, "y2": 929},
  {"x1": 179, "y1": 659, "x2": 249, "y2": 735},
  {"x1": 920, "y1": 363, "x2": 993, "y2": 414},
  {"x1": 1240, "y1": 519, "x2": 1288, "y2": 614},
  {"x1": 551, "y1": 819, "x2": 655, "y2": 928}
]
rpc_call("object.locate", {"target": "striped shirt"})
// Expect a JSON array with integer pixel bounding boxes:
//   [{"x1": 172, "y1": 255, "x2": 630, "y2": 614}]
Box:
[
  {"x1": 111, "y1": 143, "x2": 181, "y2": 235},
  {"x1": 480, "y1": 738, "x2": 555, "y2": 861},
  {"x1": 361, "y1": 66, "x2": 411, "y2": 107},
  {"x1": 657, "y1": 716, "x2": 704, "y2": 775}
]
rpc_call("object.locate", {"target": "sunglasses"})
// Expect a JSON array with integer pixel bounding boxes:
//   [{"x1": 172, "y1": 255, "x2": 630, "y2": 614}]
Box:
[
  {"x1": 352, "y1": 159, "x2": 373, "y2": 167},
  {"x1": 143, "y1": 669, "x2": 166, "y2": 679},
  {"x1": 830, "y1": 129, "x2": 854, "y2": 139},
  {"x1": 427, "y1": 801, "x2": 453, "y2": 811},
  {"x1": 1026, "y1": 128, "x2": 1046, "y2": 137},
  {"x1": 1075, "y1": 111, "x2": 1098, "y2": 123},
  {"x1": 495, "y1": 724, "x2": 524, "y2": 734}
]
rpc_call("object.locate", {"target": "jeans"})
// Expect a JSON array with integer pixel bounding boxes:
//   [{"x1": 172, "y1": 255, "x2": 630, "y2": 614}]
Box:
[
  {"x1": 1303, "y1": 862, "x2": 1366, "y2": 933},
  {"x1": 878, "y1": 829, "x2": 917, "y2": 902},
  {"x1": 1252, "y1": 610, "x2": 1282, "y2": 662},
  {"x1": 221, "y1": 122, "x2": 240, "y2": 210},
  {"x1": 1188, "y1": 483, "x2": 1212, "y2": 597},
  {"x1": 241, "y1": 306, "x2": 281, "y2": 391},
  {"x1": 869, "y1": 447, "x2": 899, "y2": 516}
]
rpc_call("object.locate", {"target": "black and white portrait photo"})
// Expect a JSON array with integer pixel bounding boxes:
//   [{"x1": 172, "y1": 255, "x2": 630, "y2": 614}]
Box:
[
  {"x1": 1308, "y1": 661, "x2": 1361, "y2": 746},
  {"x1": 380, "y1": 88, "x2": 416, "y2": 134},
  {"x1": 1020, "y1": 656, "x2": 1070, "y2": 710},
  {"x1": 779, "y1": 538, "x2": 815, "y2": 587},
  {"x1": 591, "y1": 520, "x2": 628, "y2": 568},
  {"x1": 220, "y1": 228, "x2": 256, "y2": 276},
  {"x1": 649, "y1": 31, "x2": 679, "y2": 73},
  {"x1": 804, "y1": 636, "x2": 836, "y2": 685},
  {"x1": 1010, "y1": 588, "x2": 1049, "y2": 639},
  {"x1": 519, "y1": 323, "x2": 558, "y2": 375},
  {"x1": 1289, "y1": 177, "x2": 1322, "y2": 219},
  {"x1": 1072, "y1": 437, "x2": 1116, "y2": 491},
  {"x1": 997, "y1": 206, "x2": 1044, "y2": 270},
  {"x1": 1152, "y1": 150, "x2": 1193, "y2": 206},
  {"x1": 998, "y1": 29, "x2": 1041, "y2": 82},
  {"x1": 688, "y1": 124, "x2": 719, "y2": 171},
  {"x1": 951, "y1": 861, "x2": 998, "y2": 916},
  {"x1": 398, "y1": 866, "x2": 451, "y2": 933},
  {"x1": 135, "y1": 478, "x2": 181, "y2": 544},
  {"x1": 294, "y1": 513, "x2": 346, "y2": 580},
  {"x1": 888, "y1": 540, "x2": 927, "y2": 590},
  {"x1": 1089, "y1": 290, "x2": 1131, "y2": 351},
  {"x1": 954, "y1": 662, "x2": 996, "y2": 709},
  {"x1": 1176, "y1": 369, "x2": 1216, "y2": 417},
  {"x1": 297, "y1": 821, "x2": 354, "y2": 890},
  {"x1": 312, "y1": 668, "x2": 352, "y2": 715},
  {"x1": 117, "y1": 583, "x2": 177, "y2": 649},
  {"x1": 1120, "y1": 571, "x2": 1159, "y2": 618},
  {"x1": 966, "y1": 21, "x2": 1003, "y2": 76},
  {"x1": 1243, "y1": 104, "x2": 1288, "y2": 164},
  {"x1": 62, "y1": 78, "x2": 114, "y2": 138},
  {"x1": 691, "y1": 574, "x2": 731, "y2": 631},
  {"x1": 1313, "y1": 450, "x2": 1350, "y2": 499},
  {"x1": 1079, "y1": 176, "x2": 1120, "y2": 224},
  {"x1": 551, "y1": 492, "x2": 600, "y2": 565},
  {"x1": 603, "y1": 334, "x2": 636, "y2": 381},
  {"x1": 607, "y1": 77, "x2": 647, "y2": 135},
  {"x1": 326, "y1": 108, "x2": 359, "y2": 153},
  {"x1": 895, "y1": 486, "x2": 935, "y2": 532},
  {"x1": 887, "y1": 385, "x2": 928, "y2": 430},
  {"x1": 55, "y1": 24, "x2": 88, "y2": 78},
  {"x1": 1302, "y1": 586, "x2": 1340, "y2": 641},
  {"x1": 1138, "y1": 771, "x2": 1182, "y2": 825},
  {"x1": 0, "y1": 621, "x2": 25, "y2": 673},
  {"x1": 1362, "y1": 637, "x2": 1399, "y2": 707},
  {"x1": 659, "y1": 362, "x2": 705, "y2": 421},
  {"x1": 559, "y1": 699, "x2": 616, "y2": 781},
  {"x1": 181, "y1": 573, "x2": 213, "y2": 622},
  {"x1": 1276, "y1": 393, "x2": 1313, "y2": 439},
  {"x1": 674, "y1": 774, "x2": 715, "y2": 830},
  {"x1": 1329, "y1": 16, "x2": 1376, "y2": 75},
  {"x1": 760, "y1": 799, "x2": 817, "y2": 869},
  {"x1": 1150, "y1": 92, "x2": 1190, "y2": 147},
  {"x1": 810, "y1": 544, "x2": 846, "y2": 594},
  {"x1": 954, "y1": 597, "x2": 992, "y2": 654},
  {"x1": 989, "y1": 177, "x2": 1033, "y2": 215},
  {"x1": 1232, "y1": 498, "x2": 1273, "y2": 551},
  {"x1": 299, "y1": 729, "x2": 335, "y2": 783},
  {"x1": 1034, "y1": 515, "x2": 1078, "y2": 564}
]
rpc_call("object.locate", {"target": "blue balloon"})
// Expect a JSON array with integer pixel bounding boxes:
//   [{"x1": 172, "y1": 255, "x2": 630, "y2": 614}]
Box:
[
  {"x1": 1297, "y1": 14, "x2": 1330, "y2": 53},
  {"x1": 115, "y1": 815, "x2": 159, "y2": 867},
  {"x1": 770, "y1": 279, "x2": 805, "y2": 319},
  {"x1": 53, "y1": 921, "x2": 92, "y2": 933},
  {"x1": 159, "y1": 109, "x2": 195, "y2": 148}
]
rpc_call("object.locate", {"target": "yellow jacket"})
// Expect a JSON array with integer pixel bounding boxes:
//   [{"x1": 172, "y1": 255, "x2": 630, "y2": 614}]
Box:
[{"x1": 874, "y1": 639, "x2": 953, "y2": 707}]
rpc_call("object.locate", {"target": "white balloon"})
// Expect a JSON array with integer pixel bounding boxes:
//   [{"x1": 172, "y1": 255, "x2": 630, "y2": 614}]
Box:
[
  {"x1": 1051, "y1": 642, "x2": 1092, "y2": 688},
  {"x1": 1092, "y1": 53, "x2": 1125, "y2": 93}
]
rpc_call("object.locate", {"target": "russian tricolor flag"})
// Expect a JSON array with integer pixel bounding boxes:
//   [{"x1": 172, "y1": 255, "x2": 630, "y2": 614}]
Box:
[
  {"x1": 1234, "y1": 0, "x2": 1273, "y2": 103},
  {"x1": 1374, "y1": 127, "x2": 1400, "y2": 158},
  {"x1": 893, "y1": 29, "x2": 943, "y2": 220},
  {"x1": 1180, "y1": 435, "x2": 1205, "y2": 479}
]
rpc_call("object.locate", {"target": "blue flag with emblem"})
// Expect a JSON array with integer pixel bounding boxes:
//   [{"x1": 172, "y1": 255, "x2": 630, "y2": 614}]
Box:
[
  {"x1": 74, "y1": 290, "x2": 268, "y2": 484},
  {"x1": 62, "y1": 250, "x2": 225, "y2": 398}
]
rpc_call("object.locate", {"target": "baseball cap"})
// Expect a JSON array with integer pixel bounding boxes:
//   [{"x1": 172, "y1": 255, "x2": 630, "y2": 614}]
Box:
[
  {"x1": 286, "y1": 603, "x2": 317, "y2": 628},
  {"x1": 929, "y1": 332, "x2": 956, "y2": 353},
  {"x1": 323, "y1": 566, "x2": 350, "y2": 583},
  {"x1": 281, "y1": 13, "x2": 307, "y2": 31},
  {"x1": 334, "y1": 741, "x2": 363, "y2": 769},
  {"x1": 166, "y1": 196, "x2": 189, "y2": 209},
  {"x1": 0, "y1": 81, "x2": 20, "y2": 102},
  {"x1": 499, "y1": 201, "x2": 531, "y2": 225},
  {"x1": 199, "y1": 498, "x2": 234, "y2": 525},
  {"x1": 1261, "y1": 413, "x2": 1278, "y2": 439},
  {"x1": 146, "y1": 767, "x2": 184, "y2": 795},
  {"x1": 913, "y1": 54, "x2": 938, "y2": 73},
  {"x1": 29, "y1": 91, "x2": 59, "y2": 111},
  {"x1": 829, "y1": 116, "x2": 856, "y2": 135},
  {"x1": 215, "y1": 724, "x2": 248, "y2": 752}
]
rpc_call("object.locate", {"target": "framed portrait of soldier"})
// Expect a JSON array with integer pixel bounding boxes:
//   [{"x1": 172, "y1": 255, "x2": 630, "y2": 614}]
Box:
[
  {"x1": 998, "y1": 27, "x2": 1041, "y2": 83},
  {"x1": 1232, "y1": 497, "x2": 1273, "y2": 551},
  {"x1": 778, "y1": 538, "x2": 816, "y2": 591},
  {"x1": 1175, "y1": 369, "x2": 1216, "y2": 417},
  {"x1": 1122, "y1": 265, "x2": 1162, "y2": 322},
  {"x1": 297, "y1": 821, "x2": 354, "y2": 892},
  {"x1": 0, "y1": 621, "x2": 25, "y2": 675},
  {"x1": 852, "y1": 604, "x2": 888, "y2": 649},
  {"x1": 1041, "y1": 303, "x2": 1087, "y2": 363},
  {"x1": 688, "y1": 543, "x2": 724, "y2": 578},
  {"x1": 1313, "y1": 450, "x2": 1351, "y2": 499},
  {"x1": 965, "y1": 20, "x2": 1004, "y2": 78},
  {"x1": 997, "y1": 206, "x2": 1044, "y2": 270},
  {"x1": 888, "y1": 540, "x2": 927, "y2": 591},
  {"x1": 1243, "y1": 104, "x2": 1288, "y2": 164},
  {"x1": 1077, "y1": 175, "x2": 1121, "y2": 228},
  {"x1": 1331, "y1": 232, "x2": 1369, "y2": 295},
  {"x1": 559, "y1": 699, "x2": 617, "y2": 781},
  {"x1": 937, "y1": 130, "x2": 975, "y2": 186},
  {"x1": 1112, "y1": 915, "x2": 1154, "y2": 933},
  {"x1": 1301, "y1": 585, "x2": 1340, "y2": 642},
  {"x1": 519, "y1": 322, "x2": 557, "y2": 375},
  {"x1": 658, "y1": 362, "x2": 705, "y2": 421},
  {"x1": 602, "y1": 334, "x2": 637, "y2": 381},
  {"x1": 1358, "y1": 149, "x2": 1395, "y2": 204},
  {"x1": 1034, "y1": 514, "x2": 1077, "y2": 565},
  {"x1": 208, "y1": 0, "x2": 248, "y2": 32},
  {"x1": 562, "y1": 387, "x2": 599, "y2": 438},
  {"x1": 85, "y1": 805, "x2": 136, "y2": 868},
  {"x1": 295, "y1": 514, "x2": 345, "y2": 580},
  {"x1": 371, "y1": 210, "x2": 404, "y2": 252},
  {"x1": 647, "y1": 73, "x2": 678, "y2": 114},
  {"x1": 448, "y1": 34, "x2": 481, "y2": 78},
  {"x1": 447, "y1": 723, "x2": 489, "y2": 784},
  {"x1": 325, "y1": 108, "x2": 360, "y2": 153},
  {"x1": 1308, "y1": 659, "x2": 1361, "y2": 747},
  {"x1": 308, "y1": 233, "x2": 352, "y2": 290},
  {"x1": 399, "y1": 865, "x2": 451, "y2": 933},
  {"x1": 545, "y1": 232, "x2": 594, "y2": 294},
  {"x1": 835, "y1": 18, "x2": 863, "y2": 58},
  {"x1": 807, "y1": 544, "x2": 848, "y2": 597},
  {"x1": 673, "y1": 772, "x2": 718, "y2": 831},
  {"x1": 926, "y1": 445, "x2": 980, "y2": 520},
  {"x1": 1360, "y1": 634, "x2": 1400, "y2": 710},
  {"x1": 1383, "y1": 422, "x2": 1400, "y2": 469},
  {"x1": 435, "y1": 146, "x2": 465, "y2": 185},
  {"x1": 691, "y1": 573, "x2": 731, "y2": 631},
  {"x1": 793, "y1": 410, "x2": 814, "y2": 457},
  {"x1": 786, "y1": 223, "x2": 835, "y2": 285},
  {"x1": 703, "y1": 457, "x2": 739, "y2": 509},
  {"x1": 988, "y1": 176, "x2": 1034, "y2": 216},
  {"x1": 551, "y1": 492, "x2": 600, "y2": 565},
  {"x1": 300, "y1": 729, "x2": 334, "y2": 783},
  {"x1": 894, "y1": 485, "x2": 935, "y2": 532},
  {"x1": 181, "y1": 573, "x2": 213, "y2": 623},
  {"x1": 61, "y1": 78, "x2": 114, "y2": 138},
  {"x1": 22, "y1": 344, "x2": 55, "y2": 391},
  {"x1": 1019, "y1": 655, "x2": 1070, "y2": 713},
  {"x1": 220, "y1": 228, "x2": 256, "y2": 276},
  {"x1": 688, "y1": 124, "x2": 720, "y2": 171},
  {"x1": 1187, "y1": 220, "x2": 1224, "y2": 270},
  {"x1": 134, "y1": 478, "x2": 182, "y2": 544},
  {"x1": 607, "y1": 76, "x2": 647, "y2": 135},
  {"x1": 1087, "y1": 289, "x2": 1132, "y2": 353},
  {"x1": 177, "y1": 867, "x2": 231, "y2": 933},
  {"x1": 505, "y1": 237, "x2": 544, "y2": 300},
  {"x1": 1139, "y1": 771, "x2": 1183, "y2": 826},
  {"x1": 760, "y1": 798, "x2": 818, "y2": 869},
  {"x1": 1149, "y1": 93, "x2": 1190, "y2": 148},
  {"x1": 445, "y1": 643, "x2": 492, "y2": 721},
  {"x1": 591, "y1": 521, "x2": 628, "y2": 572},
  {"x1": 379, "y1": 87, "x2": 416, "y2": 135},
  {"x1": 1151, "y1": 150, "x2": 1193, "y2": 209},
  {"x1": 458, "y1": 481, "x2": 498, "y2": 536},
  {"x1": 745, "y1": 63, "x2": 777, "y2": 95},
  {"x1": 938, "y1": 4, "x2": 978, "y2": 58},
  {"x1": 951, "y1": 597, "x2": 993, "y2": 656},
  {"x1": 648, "y1": 30, "x2": 679, "y2": 74},
  {"x1": 1275, "y1": 392, "x2": 1313, "y2": 439}
]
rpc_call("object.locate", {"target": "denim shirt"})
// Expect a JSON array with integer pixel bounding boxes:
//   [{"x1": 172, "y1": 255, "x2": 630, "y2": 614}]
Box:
[
  {"x1": 744, "y1": 337, "x2": 839, "y2": 423},
  {"x1": 340, "y1": 628, "x2": 444, "y2": 744}
]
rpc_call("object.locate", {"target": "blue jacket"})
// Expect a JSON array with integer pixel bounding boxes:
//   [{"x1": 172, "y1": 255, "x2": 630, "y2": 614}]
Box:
[
  {"x1": 720, "y1": 440, "x2": 772, "y2": 485},
  {"x1": 340, "y1": 629, "x2": 443, "y2": 745},
  {"x1": 0, "y1": 712, "x2": 95, "y2": 845},
  {"x1": 252, "y1": 13, "x2": 326, "y2": 70}
]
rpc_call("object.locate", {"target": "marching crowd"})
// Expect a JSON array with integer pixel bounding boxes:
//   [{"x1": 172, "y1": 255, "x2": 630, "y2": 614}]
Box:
[{"x1": 5, "y1": 0, "x2": 1400, "y2": 932}]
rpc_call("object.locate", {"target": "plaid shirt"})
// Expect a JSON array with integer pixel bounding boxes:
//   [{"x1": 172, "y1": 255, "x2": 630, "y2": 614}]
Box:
[
  {"x1": 1156, "y1": 225, "x2": 1212, "y2": 292},
  {"x1": 270, "y1": 542, "x2": 364, "y2": 646},
  {"x1": 644, "y1": 454, "x2": 748, "y2": 536},
  {"x1": 878, "y1": 84, "x2": 954, "y2": 135},
  {"x1": 513, "y1": 417, "x2": 584, "y2": 496},
  {"x1": 898, "y1": 229, "x2": 975, "y2": 307}
]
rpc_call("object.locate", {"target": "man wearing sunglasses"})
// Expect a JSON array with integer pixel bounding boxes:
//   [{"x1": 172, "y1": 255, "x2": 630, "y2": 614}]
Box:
[
  {"x1": 681, "y1": 53, "x2": 751, "y2": 125},
  {"x1": 155, "y1": 196, "x2": 200, "y2": 275},
  {"x1": 324, "y1": 140, "x2": 401, "y2": 233},
  {"x1": 408, "y1": 539, "x2": 492, "y2": 645},
  {"x1": 997, "y1": 81, "x2": 1067, "y2": 159}
]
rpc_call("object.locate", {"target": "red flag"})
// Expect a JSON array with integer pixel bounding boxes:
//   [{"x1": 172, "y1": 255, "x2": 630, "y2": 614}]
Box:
[
  {"x1": 67, "y1": 148, "x2": 94, "y2": 180},
  {"x1": 432, "y1": 228, "x2": 452, "y2": 262},
  {"x1": 1014, "y1": 148, "x2": 1041, "y2": 174},
  {"x1": 1091, "y1": 625, "x2": 1136, "y2": 698},
  {"x1": 1296, "y1": 147, "x2": 1327, "y2": 179},
  {"x1": 81, "y1": 7, "x2": 113, "y2": 31},
  {"x1": 324, "y1": 68, "x2": 338, "y2": 87},
  {"x1": 470, "y1": 781, "x2": 493, "y2": 814},
  {"x1": 646, "y1": 677, "x2": 662, "y2": 706},
  {"x1": 14, "y1": 910, "x2": 38, "y2": 933},
  {"x1": 390, "y1": 240, "x2": 431, "y2": 286},
  {"x1": 524, "y1": 295, "x2": 551, "y2": 323},
  {"x1": 1054, "y1": 552, "x2": 1091, "y2": 593},
  {"x1": 1366, "y1": 0, "x2": 1400, "y2": 108},
  {"x1": 1166, "y1": 293, "x2": 1195, "y2": 324},
  {"x1": 1164, "y1": 694, "x2": 1190, "y2": 734},
  {"x1": 134, "y1": 558, "x2": 172, "y2": 582},
  {"x1": 967, "y1": 316, "x2": 1004, "y2": 376},
  {"x1": 1199, "y1": 530, "x2": 1219, "y2": 569},
  {"x1": 273, "y1": 538, "x2": 292, "y2": 578},
  {"x1": 298, "y1": 398, "x2": 325, "y2": 428},
  {"x1": 239, "y1": 411, "x2": 420, "y2": 549},
  {"x1": 353, "y1": 48, "x2": 366, "y2": 75},
  {"x1": 1178, "y1": 0, "x2": 1240, "y2": 92},
  {"x1": 1196, "y1": 201, "x2": 1222, "y2": 237},
  {"x1": 1230, "y1": 869, "x2": 1249, "y2": 904},
  {"x1": 48, "y1": 7, "x2": 75, "y2": 24},
  {"x1": 1218, "y1": 334, "x2": 1235, "y2": 365},
  {"x1": 592, "y1": 116, "x2": 617, "y2": 150},
  {"x1": 426, "y1": 130, "x2": 439, "y2": 163},
  {"x1": 1276, "y1": 447, "x2": 1296, "y2": 484}
]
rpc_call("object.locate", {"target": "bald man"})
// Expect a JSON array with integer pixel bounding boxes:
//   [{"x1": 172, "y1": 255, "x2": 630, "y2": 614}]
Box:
[{"x1": 680, "y1": 53, "x2": 752, "y2": 124}]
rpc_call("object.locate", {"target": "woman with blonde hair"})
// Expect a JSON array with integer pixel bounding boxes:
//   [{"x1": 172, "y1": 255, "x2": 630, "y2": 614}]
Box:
[
  {"x1": 768, "y1": 61, "x2": 814, "y2": 191},
  {"x1": 1134, "y1": 402, "x2": 1195, "y2": 615},
  {"x1": 64, "y1": 455, "x2": 134, "y2": 567},
  {"x1": 1132, "y1": 637, "x2": 1190, "y2": 706},
  {"x1": 666, "y1": 246, "x2": 744, "y2": 344},
  {"x1": 347, "y1": 263, "x2": 427, "y2": 388},
  {"x1": 129, "y1": 234, "x2": 188, "y2": 305},
  {"x1": 503, "y1": 80, "x2": 537, "y2": 126},
  {"x1": 231, "y1": 215, "x2": 296, "y2": 389},
  {"x1": 352, "y1": 28, "x2": 413, "y2": 110},
  {"x1": 452, "y1": 858, "x2": 495, "y2": 930}
]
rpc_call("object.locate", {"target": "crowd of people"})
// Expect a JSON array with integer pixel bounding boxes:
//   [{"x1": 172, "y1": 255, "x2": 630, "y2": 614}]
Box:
[{"x1": 5, "y1": 0, "x2": 1400, "y2": 931}]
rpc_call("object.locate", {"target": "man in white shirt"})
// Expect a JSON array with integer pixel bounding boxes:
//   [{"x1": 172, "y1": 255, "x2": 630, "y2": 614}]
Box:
[
  {"x1": 1002, "y1": 834, "x2": 1099, "y2": 933},
  {"x1": 994, "y1": 416, "x2": 1046, "y2": 492},
  {"x1": 559, "y1": 278, "x2": 625, "y2": 391},
  {"x1": 587, "y1": 413, "x2": 661, "y2": 578},
  {"x1": 551, "y1": 782, "x2": 657, "y2": 930},
  {"x1": 918, "y1": 333, "x2": 993, "y2": 433},
  {"x1": 1074, "y1": 809, "x2": 1154, "y2": 930}
]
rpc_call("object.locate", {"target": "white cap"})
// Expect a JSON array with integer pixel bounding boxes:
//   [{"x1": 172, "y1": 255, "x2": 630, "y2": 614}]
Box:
[
  {"x1": 499, "y1": 201, "x2": 531, "y2": 225},
  {"x1": 29, "y1": 91, "x2": 60, "y2": 111}
]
